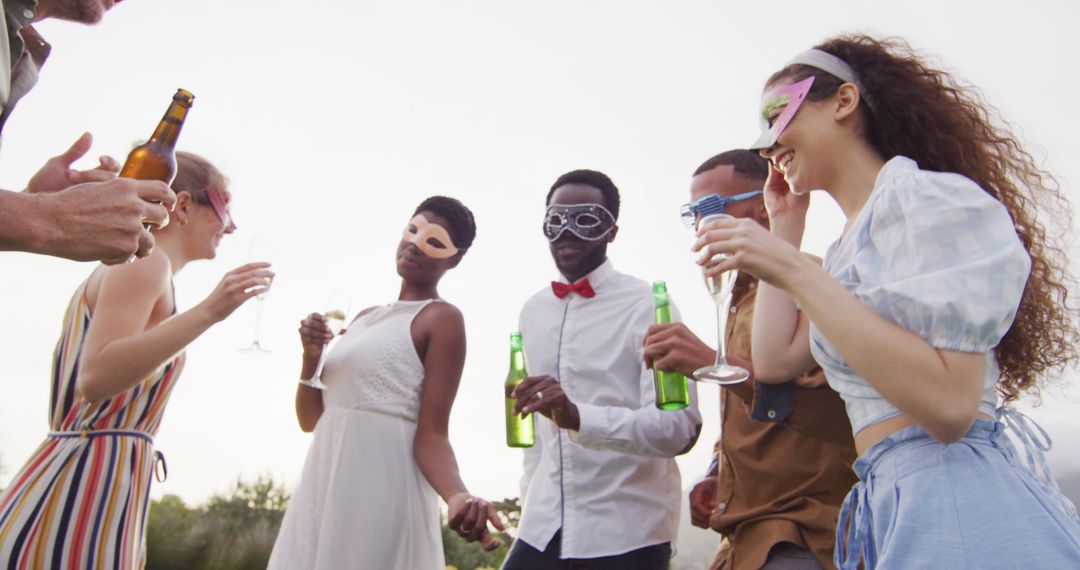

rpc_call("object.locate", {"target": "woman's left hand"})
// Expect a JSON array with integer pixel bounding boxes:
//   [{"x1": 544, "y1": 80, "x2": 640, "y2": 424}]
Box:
[
  {"x1": 447, "y1": 493, "x2": 507, "y2": 551},
  {"x1": 692, "y1": 215, "x2": 804, "y2": 288}
]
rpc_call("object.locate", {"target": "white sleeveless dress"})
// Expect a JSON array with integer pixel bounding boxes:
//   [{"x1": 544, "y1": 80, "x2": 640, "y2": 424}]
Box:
[{"x1": 268, "y1": 299, "x2": 445, "y2": 570}]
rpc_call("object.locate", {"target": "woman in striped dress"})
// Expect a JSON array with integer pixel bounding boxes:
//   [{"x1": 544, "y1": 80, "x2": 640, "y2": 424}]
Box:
[{"x1": 0, "y1": 152, "x2": 271, "y2": 569}]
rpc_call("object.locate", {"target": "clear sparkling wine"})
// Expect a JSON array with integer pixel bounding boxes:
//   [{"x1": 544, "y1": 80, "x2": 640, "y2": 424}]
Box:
[
  {"x1": 704, "y1": 257, "x2": 738, "y2": 303},
  {"x1": 324, "y1": 309, "x2": 346, "y2": 335}
]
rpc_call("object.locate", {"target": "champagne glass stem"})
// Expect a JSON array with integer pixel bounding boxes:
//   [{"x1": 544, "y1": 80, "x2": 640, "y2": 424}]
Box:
[
  {"x1": 252, "y1": 297, "x2": 265, "y2": 348},
  {"x1": 714, "y1": 286, "x2": 734, "y2": 367}
]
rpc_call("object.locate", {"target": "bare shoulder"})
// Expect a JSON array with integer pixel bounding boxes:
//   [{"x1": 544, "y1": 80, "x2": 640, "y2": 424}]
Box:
[
  {"x1": 414, "y1": 300, "x2": 462, "y2": 328},
  {"x1": 89, "y1": 249, "x2": 171, "y2": 307},
  {"x1": 415, "y1": 300, "x2": 465, "y2": 333}
]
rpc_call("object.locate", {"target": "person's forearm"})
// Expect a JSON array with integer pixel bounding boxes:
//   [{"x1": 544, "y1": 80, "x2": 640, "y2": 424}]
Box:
[
  {"x1": 751, "y1": 281, "x2": 813, "y2": 382},
  {"x1": 574, "y1": 402, "x2": 702, "y2": 457},
  {"x1": 750, "y1": 216, "x2": 815, "y2": 382},
  {"x1": 783, "y1": 261, "x2": 983, "y2": 442},
  {"x1": 295, "y1": 358, "x2": 325, "y2": 432},
  {"x1": 0, "y1": 190, "x2": 51, "y2": 254},
  {"x1": 414, "y1": 430, "x2": 469, "y2": 501},
  {"x1": 78, "y1": 304, "x2": 216, "y2": 404}
]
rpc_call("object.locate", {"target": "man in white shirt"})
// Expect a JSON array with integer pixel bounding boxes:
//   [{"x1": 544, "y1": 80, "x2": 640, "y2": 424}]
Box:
[{"x1": 502, "y1": 169, "x2": 702, "y2": 569}]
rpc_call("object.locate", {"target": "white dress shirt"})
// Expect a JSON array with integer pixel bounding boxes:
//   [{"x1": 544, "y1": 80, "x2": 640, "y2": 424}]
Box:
[{"x1": 516, "y1": 259, "x2": 702, "y2": 559}]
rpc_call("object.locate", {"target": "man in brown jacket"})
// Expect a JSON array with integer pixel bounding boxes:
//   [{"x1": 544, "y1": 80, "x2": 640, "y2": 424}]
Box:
[{"x1": 644, "y1": 150, "x2": 857, "y2": 569}]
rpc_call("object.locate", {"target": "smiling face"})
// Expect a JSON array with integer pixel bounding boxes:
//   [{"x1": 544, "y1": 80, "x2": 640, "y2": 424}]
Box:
[
  {"x1": 756, "y1": 77, "x2": 837, "y2": 195},
  {"x1": 176, "y1": 187, "x2": 235, "y2": 261},
  {"x1": 546, "y1": 183, "x2": 617, "y2": 282},
  {"x1": 396, "y1": 210, "x2": 461, "y2": 286}
]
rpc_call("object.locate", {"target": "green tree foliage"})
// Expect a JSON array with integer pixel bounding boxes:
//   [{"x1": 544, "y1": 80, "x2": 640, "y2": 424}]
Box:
[
  {"x1": 146, "y1": 475, "x2": 288, "y2": 570},
  {"x1": 146, "y1": 479, "x2": 523, "y2": 570},
  {"x1": 441, "y1": 524, "x2": 510, "y2": 570}
]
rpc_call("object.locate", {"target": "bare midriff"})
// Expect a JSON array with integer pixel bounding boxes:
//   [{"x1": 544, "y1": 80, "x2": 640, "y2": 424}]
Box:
[{"x1": 854, "y1": 412, "x2": 995, "y2": 456}]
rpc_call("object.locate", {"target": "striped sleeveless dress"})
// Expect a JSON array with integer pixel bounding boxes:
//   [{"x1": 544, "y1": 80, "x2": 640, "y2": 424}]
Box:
[{"x1": 0, "y1": 281, "x2": 184, "y2": 569}]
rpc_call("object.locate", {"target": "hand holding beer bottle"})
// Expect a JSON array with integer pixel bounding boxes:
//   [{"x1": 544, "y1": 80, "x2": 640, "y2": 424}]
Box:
[
  {"x1": 650, "y1": 281, "x2": 690, "y2": 410},
  {"x1": 119, "y1": 88, "x2": 194, "y2": 240}
]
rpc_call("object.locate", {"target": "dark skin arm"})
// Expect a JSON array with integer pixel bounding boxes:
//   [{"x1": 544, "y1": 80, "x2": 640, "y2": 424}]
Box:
[
  {"x1": 411, "y1": 302, "x2": 505, "y2": 551},
  {"x1": 295, "y1": 313, "x2": 332, "y2": 432},
  {"x1": 295, "y1": 308, "x2": 375, "y2": 432},
  {"x1": 643, "y1": 322, "x2": 754, "y2": 402}
]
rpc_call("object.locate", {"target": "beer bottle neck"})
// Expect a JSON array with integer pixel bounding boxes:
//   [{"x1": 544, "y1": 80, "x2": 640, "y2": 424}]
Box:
[
  {"x1": 148, "y1": 100, "x2": 190, "y2": 148},
  {"x1": 509, "y1": 347, "x2": 525, "y2": 373}
]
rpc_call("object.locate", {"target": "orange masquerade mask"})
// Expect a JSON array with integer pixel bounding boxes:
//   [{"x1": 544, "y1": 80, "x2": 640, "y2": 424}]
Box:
[{"x1": 402, "y1": 215, "x2": 460, "y2": 259}]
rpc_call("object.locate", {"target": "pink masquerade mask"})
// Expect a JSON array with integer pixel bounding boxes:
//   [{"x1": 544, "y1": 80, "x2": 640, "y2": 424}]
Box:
[
  {"x1": 402, "y1": 215, "x2": 460, "y2": 259},
  {"x1": 204, "y1": 188, "x2": 236, "y2": 231},
  {"x1": 748, "y1": 76, "x2": 815, "y2": 151}
]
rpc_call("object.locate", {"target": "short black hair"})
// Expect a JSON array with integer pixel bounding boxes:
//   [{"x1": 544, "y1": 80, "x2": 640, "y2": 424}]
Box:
[
  {"x1": 545, "y1": 169, "x2": 621, "y2": 221},
  {"x1": 413, "y1": 196, "x2": 476, "y2": 251},
  {"x1": 693, "y1": 150, "x2": 769, "y2": 182}
]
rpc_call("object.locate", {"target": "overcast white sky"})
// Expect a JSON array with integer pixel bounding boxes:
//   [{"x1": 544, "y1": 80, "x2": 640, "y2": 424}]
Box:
[{"x1": 2, "y1": 0, "x2": 1079, "y2": 521}]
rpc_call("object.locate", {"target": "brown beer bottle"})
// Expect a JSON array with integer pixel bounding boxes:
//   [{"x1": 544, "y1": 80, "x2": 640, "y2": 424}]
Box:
[{"x1": 119, "y1": 88, "x2": 195, "y2": 185}]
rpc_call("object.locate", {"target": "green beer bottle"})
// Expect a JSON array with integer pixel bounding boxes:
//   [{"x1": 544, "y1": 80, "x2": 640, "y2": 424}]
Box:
[
  {"x1": 652, "y1": 281, "x2": 690, "y2": 410},
  {"x1": 505, "y1": 332, "x2": 535, "y2": 447}
]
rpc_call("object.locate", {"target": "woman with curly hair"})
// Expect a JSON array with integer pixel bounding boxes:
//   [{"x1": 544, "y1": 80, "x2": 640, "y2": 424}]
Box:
[{"x1": 694, "y1": 34, "x2": 1080, "y2": 568}]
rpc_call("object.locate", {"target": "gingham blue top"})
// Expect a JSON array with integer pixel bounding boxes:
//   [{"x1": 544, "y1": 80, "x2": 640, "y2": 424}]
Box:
[{"x1": 809, "y1": 156, "x2": 1031, "y2": 435}]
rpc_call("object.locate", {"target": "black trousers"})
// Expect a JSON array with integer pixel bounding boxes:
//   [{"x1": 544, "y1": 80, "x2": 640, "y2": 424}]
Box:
[{"x1": 501, "y1": 530, "x2": 671, "y2": 570}]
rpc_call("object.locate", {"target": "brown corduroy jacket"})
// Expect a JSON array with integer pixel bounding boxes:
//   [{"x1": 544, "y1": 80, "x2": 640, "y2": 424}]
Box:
[{"x1": 706, "y1": 276, "x2": 858, "y2": 570}]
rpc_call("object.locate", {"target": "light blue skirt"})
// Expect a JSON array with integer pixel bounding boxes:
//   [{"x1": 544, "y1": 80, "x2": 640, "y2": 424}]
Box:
[{"x1": 836, "y1": 412, "x2": 1080, "y2": 569}]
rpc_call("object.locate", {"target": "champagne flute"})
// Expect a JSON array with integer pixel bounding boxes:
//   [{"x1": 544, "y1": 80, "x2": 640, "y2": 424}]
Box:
[
  {"x1": 307, "y1": 290, "x2": 353, "y2": 390},
  {"x1": 692, "y1": 213, "x2": 750, "y2": 384},
  {"x1": 239, "y1": 235, "x2": 279, "y2": 353},
  {"x1": 323, "y1": 289, "x2": 352, "y2": 335}
]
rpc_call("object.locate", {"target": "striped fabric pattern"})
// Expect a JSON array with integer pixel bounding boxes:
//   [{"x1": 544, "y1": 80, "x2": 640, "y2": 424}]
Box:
[{"x1": 0, "y1": 283, "x2": 184, "y2": 569}]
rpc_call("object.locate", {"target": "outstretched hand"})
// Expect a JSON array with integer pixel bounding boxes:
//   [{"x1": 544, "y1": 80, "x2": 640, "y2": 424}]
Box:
[
  {"x1": 199, "y1": 262, "x2": 274, "y2": 322},
  {"x1": 26, "y1": 132, "x2": 122, "y2": 195},
  {"x1": 447, "y1": 493, "x2": 507, "y2": 552}
]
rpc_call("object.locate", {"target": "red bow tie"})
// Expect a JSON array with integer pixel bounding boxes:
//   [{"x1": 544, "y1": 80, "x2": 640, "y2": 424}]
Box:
[{"x1": 551, "y1": 278, "x2": 596, "y2": 299}]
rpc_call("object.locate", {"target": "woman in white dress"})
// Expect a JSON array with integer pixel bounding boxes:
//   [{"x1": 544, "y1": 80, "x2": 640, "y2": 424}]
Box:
[{"x1": 268, "y1": 196, "x2": 504, "y2": 569}]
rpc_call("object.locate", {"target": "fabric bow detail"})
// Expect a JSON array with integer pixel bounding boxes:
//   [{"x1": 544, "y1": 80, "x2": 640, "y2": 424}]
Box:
[{"x1": 551, "y1": 278, "x2": 596, "y2": 299}]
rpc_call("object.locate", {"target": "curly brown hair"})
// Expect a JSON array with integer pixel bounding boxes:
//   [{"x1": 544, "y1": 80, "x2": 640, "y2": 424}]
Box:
[{"x1": 768, "y1": 34, "x2": 1079, "y2": 402}]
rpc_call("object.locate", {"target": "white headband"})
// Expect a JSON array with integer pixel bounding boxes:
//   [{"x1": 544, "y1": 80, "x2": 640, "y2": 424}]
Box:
[{"x1": 785, "y1": 48, "x2": 874, "y2": 111}]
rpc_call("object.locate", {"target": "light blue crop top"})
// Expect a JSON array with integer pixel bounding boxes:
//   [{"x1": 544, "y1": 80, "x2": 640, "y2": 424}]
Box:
[{"x1": 809, "y1": 156, "x2": 1031, "y2": 435}]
